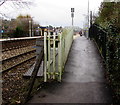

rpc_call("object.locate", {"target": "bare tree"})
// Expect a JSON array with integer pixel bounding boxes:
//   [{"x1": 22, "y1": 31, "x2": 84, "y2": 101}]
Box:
[
  {"x1": 0, "y1": 0, "x2": 34, "y2": 19},
  {"x1": 0, "y1": 0, "x2": 33, "y2": 7},
  {"x1": 0, "y1": 0, "x2": 6, "y2": 6}
]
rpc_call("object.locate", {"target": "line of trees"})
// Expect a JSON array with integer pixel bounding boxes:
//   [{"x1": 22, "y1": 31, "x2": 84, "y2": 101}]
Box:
[
  {"x1": 95, "y1": 1, "x2": 120, "y2": 31},
  {"x1": 1, "y1": 14, "x2": 40, "y2": 38}
]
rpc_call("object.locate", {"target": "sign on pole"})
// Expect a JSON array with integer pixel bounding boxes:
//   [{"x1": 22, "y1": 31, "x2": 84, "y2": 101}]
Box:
[
  {"x1": 71, "y1": 8, "x2": 74, "y2": 26},
  {"x1": 71, "y1": 8, "x2": 74, "y2": 12}
]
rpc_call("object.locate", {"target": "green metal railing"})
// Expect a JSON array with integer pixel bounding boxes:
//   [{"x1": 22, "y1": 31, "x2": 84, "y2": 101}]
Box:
[{"x1": 44, "y1": 28, "x2": 73, "y2": 82}]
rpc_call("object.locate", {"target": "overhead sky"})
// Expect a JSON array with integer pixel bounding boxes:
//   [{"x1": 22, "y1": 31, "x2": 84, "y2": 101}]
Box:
[{"x1": 0, "y1": 0, "x2": 103, "y2": 28}]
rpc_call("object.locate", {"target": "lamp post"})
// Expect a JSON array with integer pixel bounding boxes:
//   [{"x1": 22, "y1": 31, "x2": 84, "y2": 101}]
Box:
[
  {"x1": 29, "y1": 17, "x2": 34, "y2": 37},
  {"x1": 29, "y1": 20, "x2": 32, "y2": 37},
  {"x1": 71, "y1": 8, "x2": 74, "y2": 26}
]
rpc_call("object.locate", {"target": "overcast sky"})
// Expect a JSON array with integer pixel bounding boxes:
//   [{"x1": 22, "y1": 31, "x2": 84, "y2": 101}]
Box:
[{"x1": 0, "y1": 0, "x2": 103, "y2": 28}]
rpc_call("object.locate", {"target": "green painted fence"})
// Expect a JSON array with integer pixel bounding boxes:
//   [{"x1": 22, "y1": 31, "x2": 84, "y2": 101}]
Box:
[{"x1": 44, "y1": 28, "x2": 73, "y2": 82}]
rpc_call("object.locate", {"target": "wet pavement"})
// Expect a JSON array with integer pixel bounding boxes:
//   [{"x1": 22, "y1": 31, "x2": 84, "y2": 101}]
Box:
[{"x1": 27, "y1": 35, "x2": 112, "y2": 104}]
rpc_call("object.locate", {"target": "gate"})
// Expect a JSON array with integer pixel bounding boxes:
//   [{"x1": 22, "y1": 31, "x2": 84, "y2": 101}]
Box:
[
  {"x1": 25, "y1": 28, "x2": 73, "y2": 100},
  {"x1": 43, "y1": 28, "x2": 73, "y2": 82}
]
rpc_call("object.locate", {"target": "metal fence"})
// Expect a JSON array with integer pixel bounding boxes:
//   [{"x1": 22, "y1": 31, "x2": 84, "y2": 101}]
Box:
[
  {"x1": 89, "y1": 24, "x2": 120, "y2": 102},
  {"x1": 89, "y1": 24, "x2": 107, "y2": 60}
]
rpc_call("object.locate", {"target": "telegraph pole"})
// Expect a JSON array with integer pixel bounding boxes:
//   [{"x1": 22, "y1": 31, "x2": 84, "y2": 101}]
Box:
[
  {"x1": 87, "y1": 0, "x2": 89, "y2": 39},
  {"x1": 71, "y1": 8, "x2": 74, "y2": 26},
  {"x1": 90, "y1": 11, "x2": 92, "y2": 27},
  {"x1": 88, "y1": 0, "x2": 89, "y2": 28}
]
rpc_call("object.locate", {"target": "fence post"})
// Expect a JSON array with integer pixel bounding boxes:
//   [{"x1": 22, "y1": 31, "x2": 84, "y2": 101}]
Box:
[
  {"x1": 44, "y1": 32, "x2": 47, "y2": 82},
  {"x1": 58, "y1": 33, "x2": 62, "y2": 81},
  {"x1": 53, "y1": 33, "x2": 56, "y2": 79},
  {"x1": 47, "y1": 32, "x2": 51, "y2": 79},
  {"x1": 63, "y1": 36, "x2": 65, "y2": 69}
]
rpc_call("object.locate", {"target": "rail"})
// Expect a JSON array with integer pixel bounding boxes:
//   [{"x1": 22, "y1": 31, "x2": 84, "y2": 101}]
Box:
[{"x1": 1, "y1": 36, "x2": 42, "y2": 72}]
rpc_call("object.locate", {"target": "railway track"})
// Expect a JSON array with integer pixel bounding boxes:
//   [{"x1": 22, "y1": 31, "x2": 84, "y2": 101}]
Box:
[
  {"x1": 1, "y1": 36, "x2": 44, "y2": 104},
  {"x1": 1, "y1": 37, "x2": 42, "y2": 73},
  {"x1": 2, "y1": 46, "x2": 35, "y2": 61},
  {"x1": 2, "y1": 49, "x2": 36, "y2": 73}
]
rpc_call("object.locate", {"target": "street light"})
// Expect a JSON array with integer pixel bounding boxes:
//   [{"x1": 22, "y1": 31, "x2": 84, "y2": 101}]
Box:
[
  {"x1": 29, "y1": 17, "x2": 34, "y2": 37},
  {"x1": 29, "y1": 20, "x2": 32, "y2": 37}
]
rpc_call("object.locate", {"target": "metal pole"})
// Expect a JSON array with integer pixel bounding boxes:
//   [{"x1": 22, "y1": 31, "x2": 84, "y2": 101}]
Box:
[
  {"x1": 87, "y1": 0, "x2": 89, "y2": 39},
  {"x1": 71, "y1": 8, "x2": 74, "y2": 27},
  {"x1": 29, "y1": 20, "x2": 31, "y2": 37},
  {"x1": 31, "y1": 19, "x2": 34, "y2": 37},
  {"x1": 88, "y1": 0, "x2": 89, "y2": 28},
  {"x1": 0, "y1": 17, "x2": 2, "y2": 37},
  {"x1": 31, "y1": 18, "x2": 32, "y2": 37},
  {"x1": 90, "y1": 11, "x2": 92, "y2": 27},
  {"x1": 72, "y1": 17, "x2": 73, "y2": 26}
]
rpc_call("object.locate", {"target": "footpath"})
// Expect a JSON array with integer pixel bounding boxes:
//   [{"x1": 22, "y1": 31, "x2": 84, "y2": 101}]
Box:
[{"x1": 27, "y1": 35, "x2": 112, "y2": 104}]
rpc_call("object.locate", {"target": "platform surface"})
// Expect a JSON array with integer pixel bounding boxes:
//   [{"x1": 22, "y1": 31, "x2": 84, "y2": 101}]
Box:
[{"x1": 27, "y1": 35, "x2": 112, "y2": 104}]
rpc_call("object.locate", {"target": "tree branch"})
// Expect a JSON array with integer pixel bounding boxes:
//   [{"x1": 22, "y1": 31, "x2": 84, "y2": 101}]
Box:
[{"x1": 0, "y1": 0, "x2": 6, "y2": 6}]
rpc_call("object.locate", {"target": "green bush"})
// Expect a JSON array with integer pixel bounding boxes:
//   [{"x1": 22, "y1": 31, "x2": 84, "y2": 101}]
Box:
[{"x1": 14, "y1": 27, "x2": 24, "y2": 38}]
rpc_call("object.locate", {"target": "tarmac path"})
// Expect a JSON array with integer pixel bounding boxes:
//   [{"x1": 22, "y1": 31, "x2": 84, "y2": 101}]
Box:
[{"x1": 27, "y1": 35, "x2": 112, "y2": 104}]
